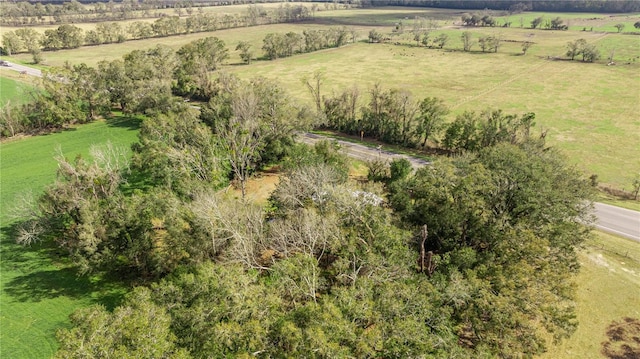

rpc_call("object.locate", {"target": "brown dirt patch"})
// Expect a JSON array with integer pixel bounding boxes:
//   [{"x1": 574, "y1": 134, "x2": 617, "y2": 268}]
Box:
[
  {"x1": 228, "y1": 172, "x2": 280, "y2": 205},
  {"x1": 602, "y1": 317, "x2": 640, "y2": 359}
]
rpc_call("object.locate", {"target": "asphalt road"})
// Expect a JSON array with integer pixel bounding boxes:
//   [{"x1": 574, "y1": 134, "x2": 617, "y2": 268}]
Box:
[
  {"x1": 1, "y1": 61, "x2": 42, "y2": 77},
  {"x1": 300, "y1": 133, "x2": 640, "y2": 242},
  {"x1": 301, "y1": 133, "x2": 430, "y2": 168},
  {"x1": 594, "y1": 203, "x2": 640, "y2": 242}
]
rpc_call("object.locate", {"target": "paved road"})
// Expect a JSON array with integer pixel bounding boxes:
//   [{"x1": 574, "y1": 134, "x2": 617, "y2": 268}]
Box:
[
  {"x1": 300, "y1": 133, "x2": 640, "y2": 242},
  {"x1": 594, "y1": 203, "x2": 640, "y2": 242},
  {"x1": 1, "y1": 61, "x2": 42, "y2": 77},
  {"x1": 301, "y1": 133, "x2": 430, "y2": 168}
]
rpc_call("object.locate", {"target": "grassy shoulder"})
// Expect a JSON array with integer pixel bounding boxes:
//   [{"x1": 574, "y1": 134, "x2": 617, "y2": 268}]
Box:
[
  {"x1": 596, "y1": 192, "x2": 640, "y2": 212},
  {"x1": 0, "y1": 70, "x2": 36, "y2": 106},
  {"x1": 541, "y1": 231, "x2": 640, "y2": 358},
  {"x1": 0, "y1": 116, "x2": 141, "y2": 359}
]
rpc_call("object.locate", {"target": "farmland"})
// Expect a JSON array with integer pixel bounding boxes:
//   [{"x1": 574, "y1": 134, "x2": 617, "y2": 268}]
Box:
[
  {"x1": 1, "y1": 4, "x2": 639, "y2": 358},
  {"x1": 4, "y1": 7, "x2": 639, "y2": 187}
]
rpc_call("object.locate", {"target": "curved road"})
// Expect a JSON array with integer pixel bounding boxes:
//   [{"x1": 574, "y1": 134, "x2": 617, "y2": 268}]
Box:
[
  {"x1": 302, "y1": 133, "x2": 430, "y2": 168},
  {"x1": 300, "y1": 133, "x2": 640, "y2": 242}
]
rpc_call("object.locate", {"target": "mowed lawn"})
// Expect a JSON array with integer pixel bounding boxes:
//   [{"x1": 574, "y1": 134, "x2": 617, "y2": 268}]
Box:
[{"x1": 0, "y1": 117, "x2": 140, "y2": 359}]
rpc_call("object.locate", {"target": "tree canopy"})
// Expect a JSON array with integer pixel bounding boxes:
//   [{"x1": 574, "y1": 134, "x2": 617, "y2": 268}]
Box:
[
  {"x1": 7, "y1": 39, "x2": 596, "y2": 359},
  {"x1": 49, "y1": 128, "x2": 594, "y2": 357}
]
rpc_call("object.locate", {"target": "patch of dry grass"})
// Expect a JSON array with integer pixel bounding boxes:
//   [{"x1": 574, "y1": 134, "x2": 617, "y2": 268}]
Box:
[{"x1": 226, "y1": 172, "x2": 280, "y2": 206}]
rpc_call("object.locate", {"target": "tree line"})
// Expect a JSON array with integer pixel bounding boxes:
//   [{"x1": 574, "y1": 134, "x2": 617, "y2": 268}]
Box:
[
  {"x1": 1, "y1": 3, "x2": 313, "y2": 57},
  {"x1": 362, "y1": 0, "x2": 640, "y2": 13},
  {"x1": 0, "y1": 36, "x2": 231, "y2": 137},
  {"x1": 315, "y1": 80, "x2": 537, "y2": 151},
  {"x1": 0, "y1": 0, "x2": 311, "y2": 27},
  {"x1": 261, "y1": 27, "x2": 355, "y2": 60}
]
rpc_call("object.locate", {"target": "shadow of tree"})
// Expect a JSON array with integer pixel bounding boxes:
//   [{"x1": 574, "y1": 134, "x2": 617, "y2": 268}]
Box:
[
  {"x1": 1, "y1": 223, "x2": 127, "y2": 310},
  {"x1": 0, "y1": 223, "x2": 64, "y2": 274},
  {"x1": 4, "y1": 267, "x2": 99, "y2": 303},
  {"x1": 105, "y1": 115, "x2": 142, "y2": 132}
]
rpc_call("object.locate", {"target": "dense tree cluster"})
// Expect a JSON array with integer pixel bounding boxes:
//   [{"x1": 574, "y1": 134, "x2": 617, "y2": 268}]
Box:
[
  {"x1": 477, "y1": 34, "x2": 501, "y2": 52},
  {"x1": 318, "y1": 83, "x2": 536, "y2": 151},
  {"x1": 8, "y1": 26, "x2": 595, "y2": 358},
  {"x1": 461, "y1": 12, "x2": 496, "y2": 27},
  {"x1": 47, "y1": 134, "x2": 594, "y2": 357},
  {"x1": 529, "y1": 16, "x2": 567, "y2": 30},
  {"x1": 262, "y1": 27, "x2": 352, "y2": 60},
  {"x1": 13, "y1": 72, "x2": 308, "y2": 277},
  {"x1": 566, "y1": 38, "x2": 601, "y2": 62},
  {"x1": 0, "y1": 37, "x2": 230, "y2": 137},
  {"x1": 200, "y1": 75, "x2": 304, "y2": 197},
  {"x1": 15, "y1": 91, "x2": 593, "y2": 359}
]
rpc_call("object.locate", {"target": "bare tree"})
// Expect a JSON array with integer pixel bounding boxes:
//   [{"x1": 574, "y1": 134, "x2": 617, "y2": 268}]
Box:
[
  {"x1": 190, "y1": 190, "x2": 267, "y2": 269},
  {"x1": 13, "y1": 142, "x2": 128, "y2": 249},
  {"x1": 271, "y1": 163, "x2": 343, "y2": 211},
  {"x1": 267, "y1": 208, "x2": 339, "y2": 259},
  {"x1": 0, "y1": 101, "x2": 27, "y2": 138},
  {"x1": 303, "y1": 71, "x2": 324, "y2": 114},
  {"x1": 216, "y1": 86, "x2": 262, "y2": 199}
]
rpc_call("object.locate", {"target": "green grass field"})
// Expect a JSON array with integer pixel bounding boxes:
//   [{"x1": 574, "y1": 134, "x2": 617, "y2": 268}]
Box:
[
  {"x1": 0, "y1": 117, "x2": 141, "y2": 358},
  {"x1": 495, "y1": 11, "x2": 640, "y2": 32},
  {"x1": 0, "y1": 74, "x2": 34, "y2": 106}
]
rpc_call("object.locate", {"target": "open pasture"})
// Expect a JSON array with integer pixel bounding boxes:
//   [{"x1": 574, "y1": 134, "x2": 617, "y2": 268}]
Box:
[
  {"x1": 0, "y1": 76, "x2": 26, "y2": 105},
  {"x1": 495, "y1": 11, "x2": 640, "y2": 32},
  {"x1": 7, "y1": 10, "x2": 639, "y2": 188},
  {"x1": 0, "y1": 117, "x2": 140, "y2": 359},
  {"x1": 312, "y1": 6, "x2": 461, "y2": 26},
  {"x1": 227, "y1": 32, "x2": 639, "y2": 188}
]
